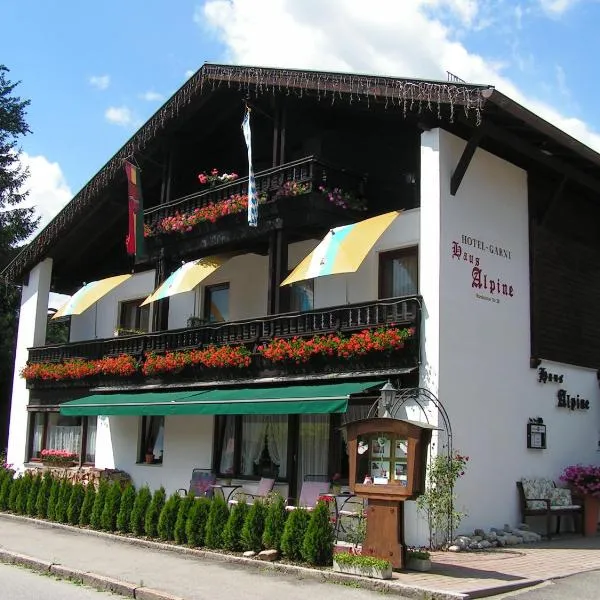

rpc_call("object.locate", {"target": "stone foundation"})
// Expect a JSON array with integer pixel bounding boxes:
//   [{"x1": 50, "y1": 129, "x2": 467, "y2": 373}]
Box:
[{"x1": 25, "y1": 465, "x2": 131, "y2": 489}]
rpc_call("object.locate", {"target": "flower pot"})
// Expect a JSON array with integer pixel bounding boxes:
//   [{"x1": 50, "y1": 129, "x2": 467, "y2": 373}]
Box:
[
  {"x1": 145, "y1": 454, "x2": 154, "y2": 464},
  {"x1": 333, "y1": 560, "x2": 392, "y2": 580},
  {"x1": 406, "y1": 557, "x2": 432, "y2": 572},
  {"x1": 583, "y1": 495, "x2": 599, "y2": 536}
]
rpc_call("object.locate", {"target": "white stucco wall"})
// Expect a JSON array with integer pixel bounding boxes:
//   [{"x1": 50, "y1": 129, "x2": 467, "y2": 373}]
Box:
[{"x1": 436, "y1": 128, "x2": 600, "y2": 533}]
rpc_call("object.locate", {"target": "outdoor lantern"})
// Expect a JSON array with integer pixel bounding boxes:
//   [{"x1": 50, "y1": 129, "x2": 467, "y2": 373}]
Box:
[{"x1": 379, "y1": 381, "x2": 397, "y2": 418}]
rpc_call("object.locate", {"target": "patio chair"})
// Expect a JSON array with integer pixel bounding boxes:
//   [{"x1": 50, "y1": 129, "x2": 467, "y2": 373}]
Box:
[
  {"x1": 177, "y1": 468, "x2": 216, "y2": 499},
  {"x1": 228, "y1": 477, "x2": 276, "y2": 505},
  {"x1": 286, "y1": 476, "x2": 331, "y2": 512}
]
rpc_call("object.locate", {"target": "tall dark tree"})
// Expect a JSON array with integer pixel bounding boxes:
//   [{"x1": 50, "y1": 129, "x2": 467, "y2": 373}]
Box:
[{"x1": 0, "y1": 66, "x2": 39, "y2": 448}]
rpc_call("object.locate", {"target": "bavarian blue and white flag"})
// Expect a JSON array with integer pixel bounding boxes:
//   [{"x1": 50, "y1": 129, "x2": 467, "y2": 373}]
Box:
[{"x1": 242, "y1": 108, "x2": 258, "y2": 227}]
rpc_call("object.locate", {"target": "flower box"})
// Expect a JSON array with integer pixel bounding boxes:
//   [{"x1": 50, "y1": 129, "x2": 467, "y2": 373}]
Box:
[
  {"x1": 40, "y1": 449, "x2": 78, "y2": 467},
  {"x1": 406, "y1": 557, "x2": 432, "y2": 572},
  {"x1": 332, "y1": 553, "x2": 392, "y2": 579}
]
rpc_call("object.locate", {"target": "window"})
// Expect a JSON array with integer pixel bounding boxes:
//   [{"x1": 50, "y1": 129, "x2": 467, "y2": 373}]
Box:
[
  {"x1": 289, "y1": 279, "x2": 314, "y2": 312},
  {"x1": 28, "y1": 413, "x2": 96, "y2": 464},
  {"x1": 139, "y1": 416, "x2": 164, "y2": 464},
  {"x1": 204, "y1": 283, "x2": 229, "y2": 323},
  {"x1": 297, "y1": 414, "x2": 329, "y2": 489},
  {"x1": 379, "y1": 247, "x2": 418, "y2": 298},
  {"x1": 216, "y1": 415, "x2": 288, "y2": 479},
  {"x1": 119, "y1": 298, "x2": 150, "y2": 334}
]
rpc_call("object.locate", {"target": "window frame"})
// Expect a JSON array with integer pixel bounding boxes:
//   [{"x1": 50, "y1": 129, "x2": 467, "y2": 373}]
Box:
[
  {"x1": 118, "y1": 297, "x2": 150, "y2": 333},
  {"x1": 203, "y1": 282, "x2": 230, "y2": 323},
  {"x1": 378, "y1": 246, "x2": 419, "y2": 299},
  {"x1": 138, "y1": 415, "x2": 165, "y2": 465}
]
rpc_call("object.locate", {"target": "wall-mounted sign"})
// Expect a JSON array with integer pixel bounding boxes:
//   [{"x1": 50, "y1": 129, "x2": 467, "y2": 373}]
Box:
[
  {"x1": 557, "y1": 389, "x2": 590, "y2": 411},
  {"x1": 527, "y1": 421, "x2": 547, "y2": 449},
  {"x1": 538, "y1": 368, "x2": 564, "y2": 384}
]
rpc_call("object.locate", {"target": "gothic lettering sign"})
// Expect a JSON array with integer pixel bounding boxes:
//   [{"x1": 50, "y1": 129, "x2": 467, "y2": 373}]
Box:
[{"x1": 536, "y1": 368, "x2": 589, "y2": 411}]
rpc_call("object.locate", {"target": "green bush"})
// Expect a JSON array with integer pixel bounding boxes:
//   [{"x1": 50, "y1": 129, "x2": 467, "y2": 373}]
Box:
[
  {"x1": 55, "y1": 479, "x2": 73, "y2": 523},
  {"x1": 205, "y1": 496, "x2": 229, "y2": 549},
  {"x1": 26, "y1": 473, "x2": 42, "y2": 516},
  {"x1": 145, "y1": 487, "x2": 166, "y2": 538},
  {"x1": 130, "y1": 485, "x2": 152, "y2": 536},
  {"x1": 223, "y1": 499, "x2": 249, "y2": 551},
  {"x1": 90, "y1": 480, "x2": 109, "y2": 530},
  {"x1": 281, "y1": 507, "x2": 310, "y2": 561},
  {"x1": 67, "y1": 483, "x2": 85, "y2": 525},
  {"x1": 158, "y1": 492, "x2": 181, "y2": 541},
  {"x1": 240, "y1": 499, "x2": 267, "y2": 552},
  {"x1": 35, "y1": 472, "x2": 53, "y2": 518},
  {"x1": 0, "y1": 471, "x2": 14, "y2": 510},
  {"x1": 174, "y1": 492, "x2": 194, "y2": 545},
  {"x1": 16, "y1": 472, "x2": 32, "y2": 514},
  {"x1": 301, "y1": 500, "x2": 334, "y2": 566},
  {"x1": 185, "y1": 497, "x2": 210, "y2": 547},
  {"x1": 8, "y1": 477, "x2": 22, "y2": 512},
  {"x1": 262, "y1": 494, "x2": 287, "y2": 551},
  {"x1": 116, "y1": 484, "x2": 136, "y2": 533},
  {"x1": 79, "y1": 484, "x2": 96, "y2": 527},
  {"x1": 46, "y1": 478, "x2": 60, "y2": 520},
  {"x1": 101, "y1": 481, "x2": 122, "y2": 531}
]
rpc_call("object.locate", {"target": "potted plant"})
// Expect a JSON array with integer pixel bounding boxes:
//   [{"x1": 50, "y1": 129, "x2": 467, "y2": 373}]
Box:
[
  {"x1": 332, "y1": 552, "x2": 392, "y2": 579},
  {"x1": 145, "y1": 449, "x2": 154, "y2": 464},
  {"x1": 41, "y1": 449, "x2": 78, "y2": 467},
  {"x1": 406, "y1": 549, "x2": 432, "y2": 572},
  {"x1": 560, "y1": 464, "x2": 600, "y2": 535}
]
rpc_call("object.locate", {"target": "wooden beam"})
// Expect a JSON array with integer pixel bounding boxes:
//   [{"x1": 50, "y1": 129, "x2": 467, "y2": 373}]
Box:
[
  {"x1": 541, "y1": 176, "x2": 568, "y2": 226},
  {"x1": 450, "y1": 127, "x2": 485, "y2": 196}
]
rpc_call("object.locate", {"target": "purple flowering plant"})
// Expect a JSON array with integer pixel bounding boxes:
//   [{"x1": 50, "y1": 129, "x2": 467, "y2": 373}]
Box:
[{"x1": 560, "y1": 464, "x2": 600, "y2": 497}]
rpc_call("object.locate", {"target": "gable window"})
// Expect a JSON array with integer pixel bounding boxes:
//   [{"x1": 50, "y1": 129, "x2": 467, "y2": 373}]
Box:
[
  {"x1": 28, "y1": 412, "x2": 96, "y2": 464},
  {"x1": 118, "y1": 298, "x2": 150, "y2": 334},
  {"x1": 204, "y1": 283, "x2": 229, "y2": 323},
  {"x1": 289, "y1": 279, "x2": 314, "y2": 312},
  {"x1": 139, "y1": 416, "x2": 164, "y2": 464},
  {"x1": 379, "y1": 247, "x2": 418, "y2": 298}
]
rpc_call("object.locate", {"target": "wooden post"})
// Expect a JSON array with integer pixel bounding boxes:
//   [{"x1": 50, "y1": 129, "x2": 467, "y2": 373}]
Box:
[
  {"x1": 267, "y1": 229, "x2": 288, "y2": 315},
  {"x1": 362, "y1": 499, "x2": 404, "y2": 569}
]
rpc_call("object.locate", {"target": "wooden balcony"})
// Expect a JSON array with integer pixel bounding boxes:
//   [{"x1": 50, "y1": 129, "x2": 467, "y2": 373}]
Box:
[{"x1": 26, "y1": 297, "x2": 421, "y2": 389}]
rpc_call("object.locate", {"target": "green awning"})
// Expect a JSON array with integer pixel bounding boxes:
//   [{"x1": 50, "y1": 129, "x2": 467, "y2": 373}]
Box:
[{"x1": 59, "y1": 380, "x2": 385, "y2": 417}]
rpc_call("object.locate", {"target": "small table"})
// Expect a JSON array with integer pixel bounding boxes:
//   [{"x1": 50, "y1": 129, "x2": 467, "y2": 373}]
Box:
[{"x1": 210, "y1": 484, "x2": 243, "y2": 503}]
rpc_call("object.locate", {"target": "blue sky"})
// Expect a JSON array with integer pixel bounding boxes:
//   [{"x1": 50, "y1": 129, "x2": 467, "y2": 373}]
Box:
[{"x1": 2, "y1": 0, "x2": 600, "y2": 231}]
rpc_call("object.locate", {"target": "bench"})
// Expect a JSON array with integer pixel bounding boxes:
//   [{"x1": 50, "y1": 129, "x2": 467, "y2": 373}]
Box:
[{"x1": 517, "y1": 477, "x2": 584, "y2": 539}]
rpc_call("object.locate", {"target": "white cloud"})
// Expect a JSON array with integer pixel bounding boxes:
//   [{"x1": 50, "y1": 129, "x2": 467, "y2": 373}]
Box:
[
  {"x1": 18, "y1": 153, "x2": 72, "y2": 234},
  {"x1": 539, "y1": 0, "x2": 580, "y2": 15},
  {"x1": 105, "y1": 105, "x2": 136, "y2": 127},
  {"x1": 139, "y1": 90, "x2": 164, "y2": 102},
  {"x1": 201, "y1": 0, "x2": 600, "y2": 152},
  {"x1": 185, "y1": 69, "x2": 196, "y2": 79},
  {"x1": 88, "y1": 74, "x2": 110, "y2": 90}
]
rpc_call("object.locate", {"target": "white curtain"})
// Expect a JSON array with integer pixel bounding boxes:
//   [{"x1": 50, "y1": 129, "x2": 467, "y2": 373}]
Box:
[
  {"x1": 31, "y1": 413, "x2": 44, "y2": 457},
  {"x1": 266, "y1": 416, "x2": 288, "y2": 478},
  {"x1": 241, "y1": 416, "x2": 268, "y2": 475},
  {"x1": 297, "y1": 415, "x2": 329, "y2": 489},
  {"x1": 219, "y1": 416, "x2": 236, "y2": 474},
  {"x1": 47, "y1": 426, "x2": 82, "y2": 455},
  {"x1": 85, "y1": 418, "x2": 97, "y2": 463}
]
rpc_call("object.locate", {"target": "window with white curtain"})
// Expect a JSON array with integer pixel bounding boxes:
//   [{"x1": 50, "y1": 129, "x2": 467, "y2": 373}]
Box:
[
  {"x1": 297, "y1": 414, "x2": 330, "y2": 489},
  {"x1": 379, "y1": 247, "x2": 418, "y2": 298}
]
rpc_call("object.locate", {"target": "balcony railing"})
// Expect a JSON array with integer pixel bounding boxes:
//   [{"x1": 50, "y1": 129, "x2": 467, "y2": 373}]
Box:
[
  {"x1": 29, "y1": 296, "x2": 420, "y2": 365},
  {"x1": 144, "y1": 155, "x2": 366, "y2": 232}
]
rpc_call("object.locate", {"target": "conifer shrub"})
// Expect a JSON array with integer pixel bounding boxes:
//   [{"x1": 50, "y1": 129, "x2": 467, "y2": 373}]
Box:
[
  {"x1": 26, "y1": 473, "x2": 42, "y2": 516},
  {"x1": 15, "y1": 472, "x2": 32, "y2": 514},
  {"x1": 116, "y1": 484, "x2": 136, "y2": 533},
  {"x1": 262, "y1": 494, "x2": 287, "y2": 551},
  {"x1": 36, "y1": 472, "x2": 53, "y2": 518},
  {"x1": 101, "y1": 481, "x2": 122, "y2": 531},
  {"x1": 130, "y1": 485, "x2": 152, "y2": 536},
  {"x1": 205, "y1": 496, "x2": 229, "y2": 549},
  {"x1": 174, "y1": 492, "x2": 194, "y2": 545},
  {"x1": 90, "y1": 479, "x2": 109, "y2": 530},
  {"x1": 145, "y1": 486, "x2": 166, "y2": 538},
  {"x1": 301, "y1": 500, "x2": 334, "y2": 566},
  {"x1": 0, "y1": 471, "x2": 13, "y2": 511},
  {"x1": 9, "y1": 477, "x2": 22, "y2": 512},
  {"x1": 79, "y1": 483, "x2": 96, "y2": 527},
  {"x1": 223, "y1": 499, "x2": 249, "y2": 551},
  {"x1": 55, "y1": 478, "x2": 73, "y2": 523},
  {"x1": 185, "y1": 496, "x2": 211, "y2": 547},
  {"x1": 67, "y1": 483, "x2": 85, "y2": 525},
  {"x1": 46, "y1": 478, "x2": 60, "y2": 521},
  {"x1": 158, "y1": 492, "x2": 181, "y2": 541},
  {"x1": 281, "y1": 507, "x2": 310, "y2": 561},
  {"x1": 240, "y1": 499, "x2": 267, "y2": 552}
]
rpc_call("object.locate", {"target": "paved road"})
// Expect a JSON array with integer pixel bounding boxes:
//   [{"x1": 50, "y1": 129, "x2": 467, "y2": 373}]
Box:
[
  {"x1": 491, "y1": 569, "x2": 600, "y2": 599},
  {"x1": 0, "y1": 562, "x2": 121, "y2": 600}
]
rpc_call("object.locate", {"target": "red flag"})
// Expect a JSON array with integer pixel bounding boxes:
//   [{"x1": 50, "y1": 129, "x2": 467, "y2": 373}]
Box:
[{"x1": 125, "y1": 161, "x2": 145, "y2": 257}]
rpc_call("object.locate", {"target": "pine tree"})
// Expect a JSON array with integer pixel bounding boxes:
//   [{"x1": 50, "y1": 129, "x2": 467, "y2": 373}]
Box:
[
  {"x1": 116, "y1": 484, "x2": 136, "y2": 533},
  {"x1": 174, "y1": 492, "x2": 194, "y2": 545},
  {"x1": 35, "y1": 472, "x2": 53, "y2": 518},
  {"x1": 46, "y1": 478, "x2": 60, "y2": 521},
  {"x1": 90, "y1": 480, "x2": 109, "y2": 529},
  {"x1": 130, "y1": 485, "x2": 152, "y2": 536},
  {"x1": 79, "y1": 483, "x2": 96, "y2": 527},
  {"x1": 15, "y1": 472, "x2": 32, "y2": 514},
  {"x1": 281, "y1": 507, "x2": 310, "y2": 561},
  {"x1": 301, "y1": 500, "x2": 334, "y2": 566},
  {"x1": 101, "y1": 481, "x2": 122, "y2": 532},
  {"x1": 240, "y1": 500, "x2": 267, "y2": 552},
  {"x1": 67, "y1": 483, "x2": 85, "y2": 525},
  {"x1": 185, "y1": 497, "x2": 210, "y2": 547},
  {"x1": 158, "y1": 493, "x2": 181, "y2": 541},
  {"x1": 262, "y1": 494, "x2": 287, "y2": 551},
  {"x1": 144, "y1": 487, "x2": 166, "y2": 538},
  {"x1": 223, "y1": 499, "x2": 249, "y2": 551},
  {"x1": 55, "y1": 478, "x2": 73, "y2": 523},
  {"x1": 26, "y1": 473, "x2": 41, "y2": 516},
  {"x1": 0, "y1": 470, "x2": 12, "y2": 510},
  {"x1": 205, "y1": 496, "x2": 229, "y2": 549},
  {"x1": 9, "y1": 477, "x2": 22, "y2": 512}
]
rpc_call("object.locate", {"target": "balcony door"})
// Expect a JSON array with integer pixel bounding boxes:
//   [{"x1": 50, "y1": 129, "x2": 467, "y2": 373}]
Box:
[{"x1": 204, "y1": 283, "x2": 230, "y2": 323}]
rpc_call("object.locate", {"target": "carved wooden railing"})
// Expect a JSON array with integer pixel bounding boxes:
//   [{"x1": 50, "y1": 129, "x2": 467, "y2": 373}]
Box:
[
  {"x1": 28, "y1": 296, "x2": 420, "y2": 364},
  {"x1": 144, "y1": 155, "x2": 366, "y2": 232}
]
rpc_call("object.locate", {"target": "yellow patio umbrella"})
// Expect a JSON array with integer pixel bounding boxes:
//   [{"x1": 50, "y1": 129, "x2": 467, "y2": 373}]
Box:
[{"x1": 281, "y1": 211, "x2": 401, "y2": 286}]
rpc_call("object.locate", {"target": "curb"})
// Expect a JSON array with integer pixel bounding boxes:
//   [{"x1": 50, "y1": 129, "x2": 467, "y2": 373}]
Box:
[{"x1": 0, "y1": 512, "x2": 540, "y2": 600}]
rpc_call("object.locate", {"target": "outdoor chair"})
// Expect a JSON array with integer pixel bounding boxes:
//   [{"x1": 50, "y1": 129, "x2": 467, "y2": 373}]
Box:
[
  {"x1": 517, "y1": 477, "x2": 583, "y2": 538},
  {"x1": 228, "y1": 477, "x2": 275, "y2": 505},
  {"x1": 177, "y1": 468, "x2": 216, "y2": 499},
  {"x1": 286, "y1": 476, "x2": 331, "y2": 512}
]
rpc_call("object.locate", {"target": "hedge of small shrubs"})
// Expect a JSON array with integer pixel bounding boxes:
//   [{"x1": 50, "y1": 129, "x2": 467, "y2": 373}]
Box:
[{"x1": 0, "y1": 467, "x2": 335, "y2": 567}]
